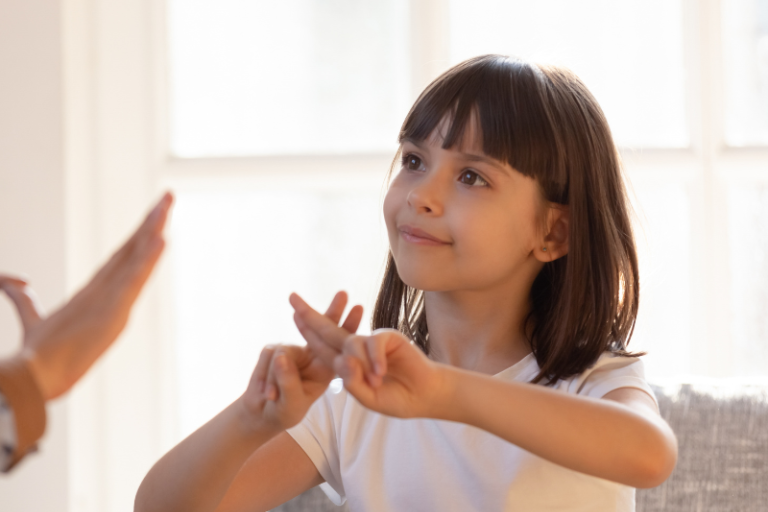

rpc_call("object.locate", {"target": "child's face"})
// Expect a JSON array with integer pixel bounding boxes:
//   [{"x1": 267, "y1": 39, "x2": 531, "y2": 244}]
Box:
[{"x1": 384, "y1": 119, "x2": 548, "y2": 293}]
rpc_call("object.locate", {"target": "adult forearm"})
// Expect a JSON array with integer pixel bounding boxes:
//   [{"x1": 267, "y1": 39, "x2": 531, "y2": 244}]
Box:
[
  {"x1": 135, "y1": 397, "x2": 281, "y2": 512},
  {"x1": 435, "y1": 366, "x2": 675, "y2": 488}
]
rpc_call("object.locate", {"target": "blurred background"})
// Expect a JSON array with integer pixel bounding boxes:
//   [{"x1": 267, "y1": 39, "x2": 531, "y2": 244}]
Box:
[{"x1": 1, "y1": 0, "x2": 767, "y2": 510}]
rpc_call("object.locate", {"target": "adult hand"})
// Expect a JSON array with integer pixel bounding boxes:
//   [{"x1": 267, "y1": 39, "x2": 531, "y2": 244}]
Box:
[
  {"x1": 290, "y1": 293, "x2": 446, "y2": 419},
  {"x1": 239, "y1": 291, "x2": 363, "y2": 432},
  {"x1": 0, "y1": 192, "x2": 173, "y2": 400}
]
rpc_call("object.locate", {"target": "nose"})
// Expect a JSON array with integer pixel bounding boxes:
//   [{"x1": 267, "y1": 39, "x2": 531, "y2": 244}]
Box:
[{"x1": 407, "y1": 164, "x2": 448, "y2": 216}]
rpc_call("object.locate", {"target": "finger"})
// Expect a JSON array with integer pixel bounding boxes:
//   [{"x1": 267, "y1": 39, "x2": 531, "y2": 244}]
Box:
[
  {"x1": 273, "y1": 351, "x2": 303, "y2": 405},
  {"x1": 365, "y1": 334, "x2": 388, "y2": 379},
  {"x1": 132, "y1": 192, "x2": 174, "y2": 243},
  {"x1": 290, "y1": 294, "x2": 349, "y2": 352},
  {"x1": 343, "y1": 336, "x2": 379, "y2": 388},
  {"x1": 122, "y1": 235, "x2": 166, "y2": 298},
  {"x1": 125, "y1": 192, "x2": 173, "y2": 266},
  {"x1": 0, "y1": 282, "x2": 44, "y2": 332},
  {"x1": 322, "y1": 291, "x2": 348, "y2": 325},
  {"x1": 0, "y1": 274, "x2": 29, "y2": 287},
  {"x1": 88, "y1": 192, "x2": 173, "y2": 292},
  {"x1": 341, "y1": 304, "x2": 364, "y2": 334},
  {"x1": 294, "y1": 313, "x2": 339, "y2": 368},
  {"x1": 264, "y1": 345, "x2": 287, "y2": 402},
  {"x1": 92, "y1": 235, "x2": 165, "y2": 320},
  {"x1": 253, "y1": 345, "x2": 277, "y2": 395},
  {"x1": 334, "y1": 354, "x2": 374, "y2": 405},
  {"x1": 149, "y1": 191, "x2": 174, "y2": 236}
]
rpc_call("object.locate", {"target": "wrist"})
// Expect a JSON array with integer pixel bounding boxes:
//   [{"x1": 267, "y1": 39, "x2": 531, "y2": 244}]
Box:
[
  {"x1": 18, "y1": 348, "x2": 50, "y2": 401},
  {"x1": 235, "y1": 395, "x2": 283, "y2": 440},
  {"x1": 427, "y1": 363, "x2": 464, "y2": 422}
]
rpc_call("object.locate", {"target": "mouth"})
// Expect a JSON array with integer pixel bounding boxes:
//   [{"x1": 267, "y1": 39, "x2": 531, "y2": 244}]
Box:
[{"x1": 398, "y1": 225, "x2": 451, "y2": 246}]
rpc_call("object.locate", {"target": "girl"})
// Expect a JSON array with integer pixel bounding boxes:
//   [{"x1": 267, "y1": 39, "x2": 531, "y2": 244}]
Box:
[{"x1": 136, "y1": 55, "x2": 677, "y2": 512}]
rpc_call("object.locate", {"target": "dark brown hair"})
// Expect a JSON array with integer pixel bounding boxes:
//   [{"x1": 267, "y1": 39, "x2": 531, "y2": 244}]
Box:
[{"x1": 372, "y1": 55, "x2": 642, "y2": 384}]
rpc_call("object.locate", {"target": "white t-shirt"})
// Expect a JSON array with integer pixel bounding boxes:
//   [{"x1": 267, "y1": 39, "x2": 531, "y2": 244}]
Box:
[{"x1": 288, "y1": 351, "x2": 656, "y2": 512}]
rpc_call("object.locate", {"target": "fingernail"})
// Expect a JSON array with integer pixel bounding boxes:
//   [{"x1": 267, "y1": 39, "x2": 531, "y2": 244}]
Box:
[
  {"x1": 266, "y1": 384, "x2": 276, "y2": 400},
  {"x1": 374, "y1": 362, "x2": 384, "y2": 375},
  {"x1": 275, "y1": 353, "x2": 287, "y2": 370}
]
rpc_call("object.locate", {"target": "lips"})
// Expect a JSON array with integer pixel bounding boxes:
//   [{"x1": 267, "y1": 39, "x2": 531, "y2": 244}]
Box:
[{"x1": 398, "y1": 225, "x2": 451, "y2": 245}]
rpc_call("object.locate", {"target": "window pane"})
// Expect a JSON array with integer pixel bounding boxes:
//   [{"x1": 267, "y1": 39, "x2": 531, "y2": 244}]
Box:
[
  {"x1": 169, "y1": 0, "x2": 411, "y2": 157},
  {"x1": 728, "y1": 184, "x2": 768, "y2": 375},
  {"x1": 629, "y1": 181, "x2": 692, "y2": 379},
  {"x1": 170, "y1": 184, "x2": 388, "y2": 436},
  {"x1": 448, "y1": 0, "x2": 688, "y2": 149},
  {"x1": 722, "y1": 0, "x2": 768, "y2": 146}
]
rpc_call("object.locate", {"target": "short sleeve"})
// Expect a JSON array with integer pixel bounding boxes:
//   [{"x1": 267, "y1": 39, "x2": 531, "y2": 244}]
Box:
[
  {"x1": 570, "y1": 354, "x2": 658, "y2": 407},
  {"x1": 287, "y1": 379, "x2": 347, "y2": 505}
]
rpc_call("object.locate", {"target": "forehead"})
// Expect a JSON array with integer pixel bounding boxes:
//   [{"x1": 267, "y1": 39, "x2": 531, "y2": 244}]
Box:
[{"x1": 423, "y1": 111, "x2": 485, "y2": 155}]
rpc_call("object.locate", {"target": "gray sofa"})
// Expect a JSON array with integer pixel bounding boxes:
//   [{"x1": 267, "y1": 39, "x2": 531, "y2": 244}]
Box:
[{"x1": 274, "y1": 381, "x2": 768, "y2": 512}]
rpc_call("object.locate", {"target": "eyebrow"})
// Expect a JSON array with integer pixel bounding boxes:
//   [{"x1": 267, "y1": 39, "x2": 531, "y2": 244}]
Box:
[{"x1": 402, "y1": 138, "x2": 510, "y2": 176}]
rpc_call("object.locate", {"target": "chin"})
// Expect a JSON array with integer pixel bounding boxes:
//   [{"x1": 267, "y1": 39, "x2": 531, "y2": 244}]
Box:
[{"x1": 395, "y1": 262, "x2": 453, "y2": 292}]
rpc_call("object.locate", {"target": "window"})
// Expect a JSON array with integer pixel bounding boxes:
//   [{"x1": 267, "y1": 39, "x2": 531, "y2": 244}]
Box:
[
  {"x1": 164, "y1": 0, "x2": 768, "y2": 439},
  {"x1": 55, "y1": 2, "x2": 768, "y2": 510},
  {"x1": 168, "y1": 0, "x2": 411, "y2": 156},
  {"x1": 723, "y1": 0, "x2": 768, "y2": 145},
  {"x1": 449, "y1": 0, "x2": 688, "y2": 148}
]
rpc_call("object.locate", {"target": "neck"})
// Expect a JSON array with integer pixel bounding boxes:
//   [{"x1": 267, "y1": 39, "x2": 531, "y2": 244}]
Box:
[{"x1": 424, "y1": 274, "x2": 536, "y2": 375}]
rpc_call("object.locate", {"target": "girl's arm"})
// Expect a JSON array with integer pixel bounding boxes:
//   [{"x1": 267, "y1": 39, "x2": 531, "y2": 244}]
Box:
[
  {"x1": 290, "y1": 294, "x2": 678, "y2": 489},
  {"x1": 136, "y1": 294, "x2": 362, "y2": 512},
  {"x1": 432, "y1": 365, "x2": 676, "y2": 489},
  {"x1": 135, "y1": 395, "x2": 316, "y2": 512},
  {"x1": 214, "y1": 432, "x2": 323, "y2": 512}
]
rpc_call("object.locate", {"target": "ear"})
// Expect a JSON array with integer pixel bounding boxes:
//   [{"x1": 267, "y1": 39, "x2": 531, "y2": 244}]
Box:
[{"x1": 534, "y1": 204, "x2": 569, "y2": 263}]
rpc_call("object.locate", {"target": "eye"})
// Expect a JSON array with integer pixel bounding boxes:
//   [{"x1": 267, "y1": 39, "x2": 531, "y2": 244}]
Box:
[
  {"x1": 402, "y1": 153, "x2": 424, "y2": 171},
  {"x1": 458, "y1": 170, "x2": 489, "y2": 187}
]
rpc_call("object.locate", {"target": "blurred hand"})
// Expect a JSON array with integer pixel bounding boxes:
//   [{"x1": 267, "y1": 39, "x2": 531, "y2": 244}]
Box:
[
  {"x1": 0, "y1": 192, "x2": 173, "y2": 400},
  {"x1": 290, "y1": 292, "x2": 446, "y2": 419},
  {"x1": 239, "y1": 292, "x2": 363, "y2": 432}
]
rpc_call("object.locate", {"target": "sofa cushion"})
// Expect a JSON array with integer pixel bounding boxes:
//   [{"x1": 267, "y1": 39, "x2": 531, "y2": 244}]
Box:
[
  {"x1": 637, "y1": 381, "x2": 768, "y2": 512},
  {"x1": 274, "y1": 380, "x2": 768, "y2": 511},
  {"x1": 272, "y1": 485, "x2": 347, "y2": 512}
]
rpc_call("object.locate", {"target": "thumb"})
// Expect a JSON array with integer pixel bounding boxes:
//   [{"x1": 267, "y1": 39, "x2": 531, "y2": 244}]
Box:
[
  {"x1": 0, "y1": 281, "x2": 44, "y2": 333},
  {"x1": 334, "y1": 355, "x2": 375, "y2": 407},
  {"x1": 273, "y1": 352, "x2": 303, "y2": 405}
]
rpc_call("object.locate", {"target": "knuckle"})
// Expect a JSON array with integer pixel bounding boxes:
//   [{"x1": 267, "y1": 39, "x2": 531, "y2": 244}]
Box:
[{"x1": 343, "y1": 335, "x2": 359, "y2": 352}]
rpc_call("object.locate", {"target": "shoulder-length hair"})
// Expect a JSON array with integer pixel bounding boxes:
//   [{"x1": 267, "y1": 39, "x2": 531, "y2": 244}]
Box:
[{"x1": 372, "y1": 54, "x2": 642, "y2": 384}]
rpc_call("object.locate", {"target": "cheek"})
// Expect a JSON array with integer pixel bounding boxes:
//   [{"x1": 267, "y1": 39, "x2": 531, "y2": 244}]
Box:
[
  {"x1": 383, "y1": 181, "x2": 404, "y2": 241},
  {"x1": 454, "y1": 202, "x2": 538, "y2": 264}
]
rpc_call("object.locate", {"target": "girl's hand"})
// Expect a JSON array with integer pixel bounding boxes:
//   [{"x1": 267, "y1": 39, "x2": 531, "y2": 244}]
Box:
[
  {"x1": 290, "y1": 293, "x2": 448, "y2": 419},
  {"x1": 240, "y1": 292, "x2": 363, "y2": 432},
  {"x1": 240, "y1": 343, "x2": 334, "y2": 432}
]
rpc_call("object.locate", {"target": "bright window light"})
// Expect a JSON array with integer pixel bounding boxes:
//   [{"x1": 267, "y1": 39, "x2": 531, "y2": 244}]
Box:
[
  {"x1": 629, "y1": 183, "x2": 692, "y2": 379},
  {"x1": 722, "y1": 0, "x2": 768, "y2": 146},
  {"x1": 170, "y1": 183, "x2": 389, "y2": 436},
  {"x1": 168, "y1": 0, "x2": 412, "y2": 157},
  {"x1": 448, "y1": 0, "x2": 688, "y2": 149},
  {"x1": 728, "y1": 184, "x2": 768, "y2": 375}
]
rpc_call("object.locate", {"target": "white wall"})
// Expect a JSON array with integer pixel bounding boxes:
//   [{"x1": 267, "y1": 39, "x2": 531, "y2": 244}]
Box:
[
  {"x1": 0, "y1": 0, "x2": 71, "y2": 509},
  {"x1": 0, "y1": 0, "x2": 168, "y2": 510}
]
